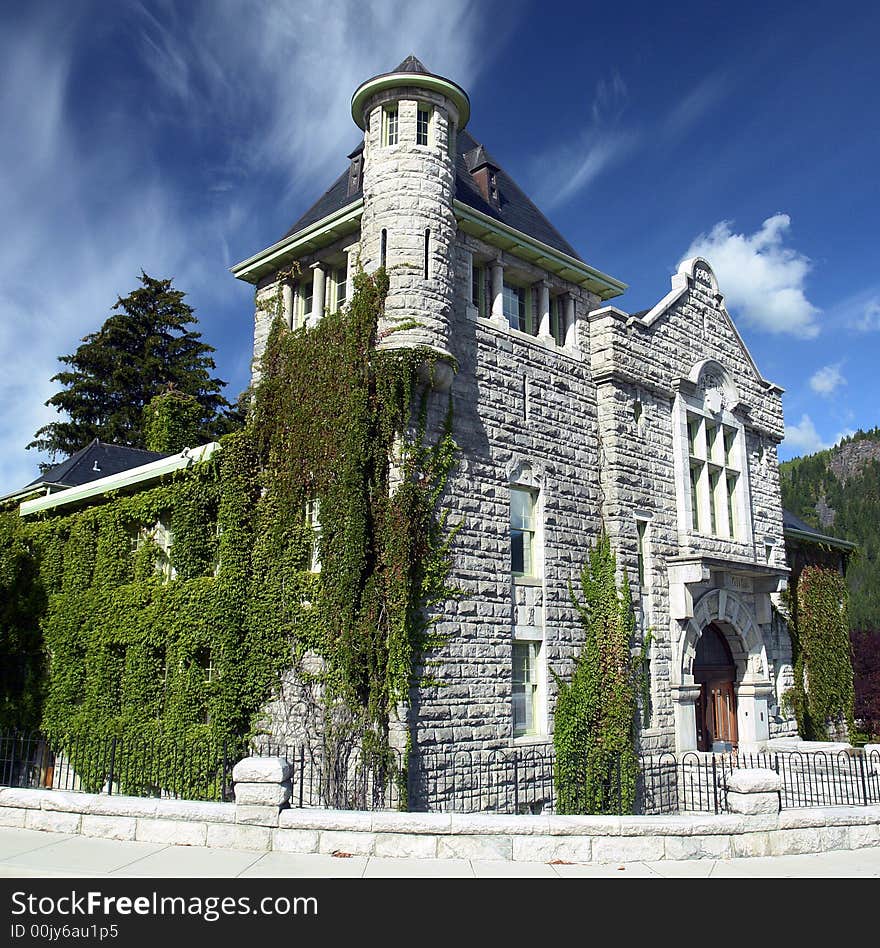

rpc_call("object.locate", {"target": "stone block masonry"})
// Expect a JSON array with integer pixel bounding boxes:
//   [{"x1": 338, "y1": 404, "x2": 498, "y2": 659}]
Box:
[{"x1": 2, "y1": 787, "x2": 877, "y2": 864}]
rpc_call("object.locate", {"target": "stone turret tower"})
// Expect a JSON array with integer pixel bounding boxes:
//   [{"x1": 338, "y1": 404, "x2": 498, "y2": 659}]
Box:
[{"x1": 351, "y1": 55, "x2": 470, "y2": 363}]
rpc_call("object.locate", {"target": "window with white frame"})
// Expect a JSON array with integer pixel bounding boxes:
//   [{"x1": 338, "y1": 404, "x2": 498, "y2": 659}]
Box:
[
  {"x1": 471, "y1": 260, "x2": 488, "y2": 318},
  {"x1": 683, "y1": 410, "x2": 742, "y2": 539},
  {"x1": 510, "y1": 486, "x2": 538, "y2": 577},
  {"x1": 305, "y1": 498, "x2": 321, "y2": 572},
  {"x1": 416, "y1": 105, "x2": 432, "y2": 146},
  {"x1": 382, "y1": 105, "x2": 399, "y2": 146},
  {"x1": 503, "y1": 282, "x2": 531, "y2": 334},
  {"x1": 327, "y1": 266, "x2": 347, "y2": 311},
  {"x1": 512, "y1": 640, "x2": 540, "y2": 737},
  {"x1": 294, "y1": 278, "x2": 313, "y2": 328},
  {"x1": 549, "y1": 295, "x2": 565, "y2": 346},
  {"x1": 130, "y1": 517, "x2": 174, "y2": 581}
]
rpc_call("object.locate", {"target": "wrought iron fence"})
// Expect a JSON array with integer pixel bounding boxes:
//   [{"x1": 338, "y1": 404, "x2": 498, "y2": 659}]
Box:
[
  {"x1": 2, "y1": 728, "x2": 877, "y2": 815},
  {"x1": 0, "y1": 731, "x2": 245, "y2": 802},
  {"x1": 253, "y1": 738, "x2": 406, "y2": 811}
]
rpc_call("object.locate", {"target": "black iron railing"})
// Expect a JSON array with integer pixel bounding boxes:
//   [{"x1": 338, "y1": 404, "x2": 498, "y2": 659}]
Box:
[
  {"x1": 0, "y1": 731, "x2": 245, "y2": 802},
  {"x1": 2, "y1": 729, "x2": 877, "y2": 815}
]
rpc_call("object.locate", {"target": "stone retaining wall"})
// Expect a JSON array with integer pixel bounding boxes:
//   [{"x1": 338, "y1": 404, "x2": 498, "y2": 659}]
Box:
[{"x1": 1, "y1": 788, "x2": 878, "y2": 864}]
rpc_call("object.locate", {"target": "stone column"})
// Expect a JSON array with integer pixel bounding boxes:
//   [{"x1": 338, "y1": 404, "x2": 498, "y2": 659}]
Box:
[
  {"x1": 563, "y1": 293, "x2": 577, "y2": 349},
  {"x1": 537, "y1": 281, "x2": 551, "y2": 341},
  {"x1": 724, "y1": 768, "x2": 782, "y2": 814},
  {"x1": 233, "y1": 756, "x2": 292, "y2": 827},
  {"x1": 490, "y1": 256, "x2": 505, "y2": 326},
  {"x1": 344, "y1": 242, "x2": 359, "y2": 302},
  {"x1": 282, "y1": 280, "x2": 294, "y2": 329},
  {"x1": 736, "y1": 680, "x2": 774, "y2": 746},
  {"x1": 309, "y1": 263, "x2": 326, "y2": 326},
  {"x1": 672, "y1": 683, "x2": 702, "y2": 752}
]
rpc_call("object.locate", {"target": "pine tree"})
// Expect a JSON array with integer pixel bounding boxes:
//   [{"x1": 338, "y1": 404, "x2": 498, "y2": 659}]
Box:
[
  {"x1": 554, "y1": 533, "x2": 639, "y2": 814},
  {"x1": 28, "y1": 272, "x2": 229, "y2": 460}
]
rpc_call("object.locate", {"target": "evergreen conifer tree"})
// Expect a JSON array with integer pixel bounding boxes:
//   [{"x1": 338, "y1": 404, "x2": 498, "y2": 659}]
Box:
[{"x1": 28, "y1": 272, "x2": 229, "y2": 460}]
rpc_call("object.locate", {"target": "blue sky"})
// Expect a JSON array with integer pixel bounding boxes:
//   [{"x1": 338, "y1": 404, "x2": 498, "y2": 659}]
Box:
[{"x1": 1, "y1": 0, "x2": 878, "y2": 492}]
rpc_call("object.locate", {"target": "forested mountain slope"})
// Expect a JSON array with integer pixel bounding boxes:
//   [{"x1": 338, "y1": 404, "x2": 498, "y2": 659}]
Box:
[{"x1": 780, "y1": 428, "x2": 880, "y2": 630}]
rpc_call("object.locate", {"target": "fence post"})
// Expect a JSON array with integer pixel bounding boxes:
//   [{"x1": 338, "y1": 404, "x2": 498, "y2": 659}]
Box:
[
  {"x1": 298, "y1": 745, "x2": 305, "y2": 809},
  {"x1": 513, "y1": 754, "x2": 519, "y2": 815},
  {"x1": 711, "y1": 755, "x2": 719, "y2": 814},
  {"x1": 107, "y1": 736, "x2": 117, "y2": 796},
  {"x1": 857, "y1": 750, "x2": 869, "y2": 806}
]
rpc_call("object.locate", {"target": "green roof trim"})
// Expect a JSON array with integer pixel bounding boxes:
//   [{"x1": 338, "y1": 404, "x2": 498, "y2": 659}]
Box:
[{"x1": 351, "y1": 72, "x2": 471, "y2": 131}]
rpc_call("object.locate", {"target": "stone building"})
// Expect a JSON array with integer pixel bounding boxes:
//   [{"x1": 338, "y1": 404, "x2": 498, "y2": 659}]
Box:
[{"x1": 231, "y1": 56, "x2": 800, "y2": 759}]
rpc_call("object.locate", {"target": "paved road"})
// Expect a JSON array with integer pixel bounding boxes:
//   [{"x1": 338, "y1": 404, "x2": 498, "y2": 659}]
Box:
[{"x1": 0, "y1": 827, "x2": 879, "y2": 877}]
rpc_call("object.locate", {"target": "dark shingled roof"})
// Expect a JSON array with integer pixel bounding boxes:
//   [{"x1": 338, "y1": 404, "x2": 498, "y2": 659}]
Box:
[
  {"x1": 25, "y1": 440, "x2": 170, "y2": 490},
  {"x1": 281, "y1": 129, "x2": 582, "y2": 259},
  {"x1": 782, "y1": 508, "x2": 856, "y2": 550},
  {"x1": 393, "y1": 54, "x2": 431, "y2": 74}
]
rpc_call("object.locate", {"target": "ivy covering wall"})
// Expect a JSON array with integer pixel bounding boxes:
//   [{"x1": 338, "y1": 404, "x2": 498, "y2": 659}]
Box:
[
  {"x1": 2, "y1": 268, "x2": 457, "y2": 786},
  {"x1": 553, "y1": 534, "x2": 639, "y2": 814},
  {"x1": 785, "y1": 564, "x2": 855, "y2": 741}
]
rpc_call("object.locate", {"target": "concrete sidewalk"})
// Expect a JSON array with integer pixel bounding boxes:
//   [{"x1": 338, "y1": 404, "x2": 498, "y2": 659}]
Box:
[{"x1": 1, "y1": 827, "x2": 879, "y2": 878}]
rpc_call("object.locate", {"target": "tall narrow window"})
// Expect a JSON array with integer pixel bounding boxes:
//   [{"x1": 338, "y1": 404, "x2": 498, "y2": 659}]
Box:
[
  {"x1": 636, "y1": 520, "x2": 647, "y2": 586},
  {"x1": 503, "y1": 282, "x2": 529, "y2": 333},
  {"x1": 335, "y1": 266, "x2": 347, "y2": 309},
  {"x1": 510, "y1": 487, "x2": 537, "y2": 577},
  {"x1": 471, "y1": 261, "x2": 486, "y2": 317},
  {"x1": 522, "y1": 376, "x2": 530, "y2": 420},
  {"x1": 726, "y1": 473, "x2": 738, "y2": 539},
  {"x1": 689, "y1": 462, "x2": 701, "y2": 533},
  {"x1": 295, "y1": 279, "x2": 313, "y2": 328},
  {"x1": 424, "y1": 228, "x2": 430, "y2": 279},
  {"x1": 709, "y1": 468, "x2": 720, "y2": 536},
  {"x1": 512, "y1": 641, "x2": 540, "y2": 737},
  {"x1": 380, "y1": 229, "x2": 387, "y2": 269},
  {"x1": 305, "y1": 498, "x2": 321, "y2": 572},
  {"x1": 417, "y1": 106, "x2": 431, "y2": 146},
  {"x1": 382, "y1": 106, "x2": 398, "y2": 146},
  {"x1": 550, "y1": 296, "x2": 564, "y2": 346}
]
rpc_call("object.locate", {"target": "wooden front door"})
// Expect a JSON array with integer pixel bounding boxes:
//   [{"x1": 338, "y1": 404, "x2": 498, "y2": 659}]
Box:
[
  {"x1": 698, "y1": 680, "x2": 738, "y2": 751},
  {"x1": 694, "y1": 623, "x2": 739, "y2": 752}
]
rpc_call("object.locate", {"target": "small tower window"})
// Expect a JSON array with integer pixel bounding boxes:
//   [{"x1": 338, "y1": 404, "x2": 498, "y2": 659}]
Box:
[
  {"x1": 382, "y1": 106, "x2": 398, "y2": 146},
  {"x1": 381, "y1": 229, "x2": 387, "y2": 269},
  {"x1": 417, "y1": 106, "x2": 431, "y2": 146},
  {"x1": 424, "y1": 228, "x2": 430, "y2": 279}
]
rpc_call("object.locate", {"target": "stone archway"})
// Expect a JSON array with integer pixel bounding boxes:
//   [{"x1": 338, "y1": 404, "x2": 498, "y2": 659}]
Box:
[{"x1": 672, "y1": 588, "x2": 774, "y2": 752}]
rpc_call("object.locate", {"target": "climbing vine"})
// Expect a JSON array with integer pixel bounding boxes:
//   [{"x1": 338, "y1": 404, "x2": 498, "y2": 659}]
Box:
[
  {"x1": 1, "y1": 267, "x2": 457, "y2": 796},
  {"x1": 553, "y1": 534, "x2": 639, "y2": 814},
  {"x1": 784, "y1": 564, "x2": 855, "y2": 740}
]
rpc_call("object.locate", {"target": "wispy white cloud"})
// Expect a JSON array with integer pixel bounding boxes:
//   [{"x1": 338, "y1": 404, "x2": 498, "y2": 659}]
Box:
[
  {"x1": 131, "y1": 0, "x2": 494, "y2": 197},
  {"x1": 535, "y1": 71, "x2": 638, "y2": 209},
  {"x1": 809, "y1": 362, "x2": 846, "y2": 396},
  {"x1": 784, "y1": 414, "x2": 830, "y2": 455},
  {"x1": 681, "y1": 214, "x2": 821, "y2": 338},
  {"x1": 662, "y1": 73, "x2": 729, "y2": 141},
  {"x1": 0, "y1": 1, "x2": 500, "y2": 493},
  {"x1": 851, "y1": 296, "x2": 880, "y2": 332}
]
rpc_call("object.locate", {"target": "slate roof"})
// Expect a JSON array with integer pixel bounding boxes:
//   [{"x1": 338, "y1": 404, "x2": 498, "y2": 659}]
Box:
[
  {"x1": 280, "y1": 129, "x2": 582, "y2": 260},
  {"x1": 24, "y1": 440, "x2": 170, "y2": 490},
  {"x1": 782, "y1": 508, "x2": 856, "y2": 550}
]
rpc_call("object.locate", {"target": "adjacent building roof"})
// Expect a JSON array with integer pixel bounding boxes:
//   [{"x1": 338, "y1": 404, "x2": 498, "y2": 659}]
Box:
[
  {"x1": 782, "y1": 508, "x2": 856, "y2": 551},
  {"x1": 1, "y1": 439, "x2": 171, "y2": 505},
  {"x1": 281, "y1": 128, "x2": 581, "y2": 259}
]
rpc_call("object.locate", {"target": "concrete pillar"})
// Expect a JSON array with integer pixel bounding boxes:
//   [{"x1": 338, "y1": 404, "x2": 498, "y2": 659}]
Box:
[
  {"x1": 282, "y1": 280, "x2": 294, "y2": 329},
  {"x1": 537, "y1": 281, "x2": 551, "y2": 341},
  {"x1": 564, "y1": 293, "x2": 577, "y2": 349},
  {"x1": 490, "y1": 256, "x2": 505, "y2": 326},
  {"x1": 672, "y1": 683, "x2": 702, "y2": 752},
  {"x1": 724, "y1": 768, "x2": 781, "y2": 814},
  {"x1": 233, "y1": 756, "x2": 292, "y2": 827},
  {"x1": 736, "y1": 680, "x2": 773, "y2": 746},
  {"x1": 344, "y1": 242, "x2": 359, "y2": 303},
  {"x1": 310, "y1": 263, "x2": 326, "y2": 326}
]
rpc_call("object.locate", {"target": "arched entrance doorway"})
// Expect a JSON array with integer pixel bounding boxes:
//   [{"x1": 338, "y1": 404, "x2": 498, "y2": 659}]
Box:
[{"x1": 693, "y1": 623, "x2": 738, "y2": 751}]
